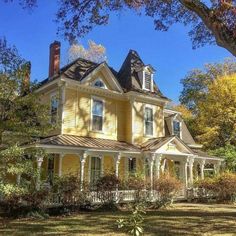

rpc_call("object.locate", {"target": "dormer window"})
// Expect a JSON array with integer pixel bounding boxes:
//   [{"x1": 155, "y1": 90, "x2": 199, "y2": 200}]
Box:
[
  {"x1": 173, "y1": 120, "x2": 181, "y2": 138},
  {"x1": 144, "y1": 72, "x2": 152, "y2": 90},
  {"x1": 92, "y1": 78, "x2": 106, "y2": 89}
]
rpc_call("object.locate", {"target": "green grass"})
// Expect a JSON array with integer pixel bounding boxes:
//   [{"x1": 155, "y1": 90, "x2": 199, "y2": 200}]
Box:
[{"x1": 0, "y1": 203, "x2": 236, "y2": 235}]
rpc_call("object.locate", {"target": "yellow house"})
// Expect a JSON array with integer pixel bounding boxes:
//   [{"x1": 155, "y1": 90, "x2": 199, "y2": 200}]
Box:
[{"x1": 34, "y1": 41, "x2": 222, "y2": 192}]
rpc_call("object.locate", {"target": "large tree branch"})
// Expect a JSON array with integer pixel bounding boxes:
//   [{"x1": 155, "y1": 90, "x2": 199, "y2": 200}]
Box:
[{"x1": 180, "y1": 0, "x2": 236, "y2": 56}]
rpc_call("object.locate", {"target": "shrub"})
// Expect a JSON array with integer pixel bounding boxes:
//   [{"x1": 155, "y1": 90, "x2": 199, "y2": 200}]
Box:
[
  {"x1": 153, "y1": 174, "x2": 182, "y2": 208},
  {"x1": 195, "y1": 172, "x2": 236, "y2": 203},
  {"x1": 96, "y1": 173, "x2": 120, "y2": 209},
  {"x1": 122, "y1": 175, "x2": 149, "y2": 203},
  {"x1": 52, "y1": 174, "x2": 91, "y2": 208}
]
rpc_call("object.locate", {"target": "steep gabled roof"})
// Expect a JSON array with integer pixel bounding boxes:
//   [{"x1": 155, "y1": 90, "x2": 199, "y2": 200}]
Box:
[{"x1": 117, "y1": 50, "x2": 168, "y2": 99}]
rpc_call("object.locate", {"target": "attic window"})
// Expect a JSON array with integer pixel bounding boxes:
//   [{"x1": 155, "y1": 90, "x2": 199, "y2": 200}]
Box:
[
  {"x1": 144, "y1": 72, "x2": 152, "y2": 90},
  {"x1": 93, "y1": 79, "x2": 106, "y2": 89}
]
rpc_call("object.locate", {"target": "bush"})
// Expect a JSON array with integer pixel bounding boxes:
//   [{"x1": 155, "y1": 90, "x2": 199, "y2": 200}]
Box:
[
  {"x1": 195, "y1": 172, "x2": 236, "y2": 203},
  {"x1": 122, "y1": 175, "x2": 149, "y2": 203},
  {"x1": 153, "y1": 174, "x2": 182, "y2": 208},
  {"x1": 96, "y1": 173, "x2": 120, "y2": 209},
  {"x1": 52, "y1": 174, "x2": 91, "y2": 208}
]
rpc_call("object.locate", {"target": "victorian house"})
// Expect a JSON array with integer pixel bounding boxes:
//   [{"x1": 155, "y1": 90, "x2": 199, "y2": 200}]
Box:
[{"x1": 33, "y1": 41, "x2": 222, "y2": 197}]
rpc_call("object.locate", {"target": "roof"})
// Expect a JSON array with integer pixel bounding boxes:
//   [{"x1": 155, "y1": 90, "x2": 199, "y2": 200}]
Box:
[
  {"x1": 118, "y1": 50, "x2": 168, "y2": 99},
  {"x1": 37, "y1": 135, "x2": 140, "y2": 152},
  {"x1": 37, "y1": 50, "x2": 169, "y2": 100},
  {"x1": 191, "y1": 148, "x2": 218, "y2": 159}
]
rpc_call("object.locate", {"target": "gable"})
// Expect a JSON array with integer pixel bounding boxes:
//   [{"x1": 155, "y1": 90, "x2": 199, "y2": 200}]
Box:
[{"x1": 81, "y1": 63, "x2": 123, "y2": 93}]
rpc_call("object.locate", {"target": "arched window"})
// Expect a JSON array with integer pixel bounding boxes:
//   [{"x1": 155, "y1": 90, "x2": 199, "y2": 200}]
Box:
[{"x1": 93, "y1": 79, "x2": 106, "y2": 88}]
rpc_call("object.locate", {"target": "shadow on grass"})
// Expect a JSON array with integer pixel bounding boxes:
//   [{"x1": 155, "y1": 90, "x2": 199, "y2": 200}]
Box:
[{"x1": 0, "y1": 204, "x2": 236, "y2": 235}]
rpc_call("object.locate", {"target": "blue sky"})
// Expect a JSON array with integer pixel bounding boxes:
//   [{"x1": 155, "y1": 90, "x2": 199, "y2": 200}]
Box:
[{"x1": 0, "y1": 1, "x2": 232, "y2": 102}]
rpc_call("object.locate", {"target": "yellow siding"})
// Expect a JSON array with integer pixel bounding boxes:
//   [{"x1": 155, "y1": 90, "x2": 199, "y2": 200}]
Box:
[
  {"x1": 133, "y1": 100, "x2": 164, "y2": 144},
  {"x1": 61, "y1": 154, "x2": 80, "y2": 176},
  {"x1": 63, "y1": 88, "x2": 118, "y2": 140}
]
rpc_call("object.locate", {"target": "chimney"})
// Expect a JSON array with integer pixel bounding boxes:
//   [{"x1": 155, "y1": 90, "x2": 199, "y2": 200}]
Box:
[
  {"x1": 20, "y1": 61, "x2": 31, "y2": 96},
  {"x1": 49, "y1": 41, "x2": 61, "y2": 78}
]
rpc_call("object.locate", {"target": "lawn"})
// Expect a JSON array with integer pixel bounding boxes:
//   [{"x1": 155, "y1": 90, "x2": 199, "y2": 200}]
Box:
[{"x1": 0, "y1": 203, "x2": 236, "y2": 236}]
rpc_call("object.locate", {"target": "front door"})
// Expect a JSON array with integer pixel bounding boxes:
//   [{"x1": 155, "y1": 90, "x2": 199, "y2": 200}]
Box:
[{"x1": 90, "y1": 156, "x2": 102, "y2": 187}]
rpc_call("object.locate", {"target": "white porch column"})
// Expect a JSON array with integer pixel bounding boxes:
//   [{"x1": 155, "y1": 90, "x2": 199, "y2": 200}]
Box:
[
  {"x1": 16, "y1": 174, "x2": 21, "y2": 185},
  {"x1": 148, "y1": 154, "x2": 156, "y2": 197},
  {"x1": 214, "y1": 161, "x2": 221, "y2": 175},
  {"x1": 80, "y1": 151, "x2": 88, "y2": 191},
  {"x1": 36, "y1": 156, "x2": 44, "y2": 190},
  {"x1": 200, "y1": 159, "x2": 205, "y2": 180},
  {"x1": 183, "y1": 158, "x2": 188, "y2": 188},
  {"x1": 189, "y1": 157, "x2": 194, "y2": 186},
  {"x1": 58, "y1": 154, "x2": 64, "y2": 177},
  {"x1": 114, "y1": 153, "x2": 121, "y2": 178},
  {"x1": 155, "y1": 154, "x2": 162, "y2": 179}
]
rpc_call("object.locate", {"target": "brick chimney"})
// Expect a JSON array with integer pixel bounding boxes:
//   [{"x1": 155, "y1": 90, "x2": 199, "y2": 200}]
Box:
[
  {"x1": 20, "y1": 61, "x2": 31, "y2": 96},
  {"x1": 49, "y1": 41, "x2": 61, "y2": 78}
]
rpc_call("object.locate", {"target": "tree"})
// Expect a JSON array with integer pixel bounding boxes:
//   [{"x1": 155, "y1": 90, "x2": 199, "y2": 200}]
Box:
[
  {"x1": 0, "y1": 38, "x2": 52, "y2": 195},
  {"x1": 3, "y1": 0, "x2": 236, "y2": 56},
  {"x1": 196, "y1": 73, "x2": 236, "y2": 149},
  {"x1": 179, "y1": 59, "x2": 236, "y2": 114},
  {"x1": 67, "y1": 40, "x2": 107, "y2": 63}
]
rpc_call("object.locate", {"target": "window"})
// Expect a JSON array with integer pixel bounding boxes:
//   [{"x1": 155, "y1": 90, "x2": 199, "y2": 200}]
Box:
[
  {"x1": 173, "y1": 120, "x2": 181, "y2": 138},
  {"x1": 90, "y1": 156, "x2": 102, "y2": 186},
  {"x1": 144, "y1": 72, "x2": 152, "y2": 90},
  {"x1": 92, "y1": 98, "x2": 103, "y2": 131},
  {"x1": 128, "y1": 158, "x2": 136, "y2": 174},
  {"x1": 93, "y1": 79, "x2": 105, "y2": 88},
  {"x1": 144, "y1": 107, "x2": 153, "y2": 136},
  {"x1": 47, "y1": 156, "x2": 55, "y2": 185},
  {"x1": 50, "y1": 94, "x2": 58, "y2": 124}
]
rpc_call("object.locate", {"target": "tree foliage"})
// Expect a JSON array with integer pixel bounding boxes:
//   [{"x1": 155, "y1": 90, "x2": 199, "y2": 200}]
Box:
[
  {"x1": 180, "y1": 59, "x2": 236, "y2": 114},
  {"x1": 3, "y1": 0, "x2": 236, "y2": 56},
  {"x1": 196, "y1": 73, "x2": 236, "y2": 149},
  {"x1": 67, "y1": 40, "x2": 107, "y2": 63},
  {"x1": 0, "y1": 38, "x2": 52, "y2": 194}
]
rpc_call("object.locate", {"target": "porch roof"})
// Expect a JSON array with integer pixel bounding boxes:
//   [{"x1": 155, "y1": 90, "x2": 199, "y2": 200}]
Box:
[{"x1": 36, "y1": 134, "x2": 140, "y2": 152}]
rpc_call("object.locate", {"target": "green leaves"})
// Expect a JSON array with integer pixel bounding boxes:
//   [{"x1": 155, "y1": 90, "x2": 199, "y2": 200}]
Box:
[{"x1": 117, "y1": 203, "x2": 146, "y2": 236}]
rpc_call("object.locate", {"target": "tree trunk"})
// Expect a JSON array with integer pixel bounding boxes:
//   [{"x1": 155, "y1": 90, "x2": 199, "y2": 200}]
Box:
[{"x1": 180, "y1": 0, "x2": 236, "y2": 57}]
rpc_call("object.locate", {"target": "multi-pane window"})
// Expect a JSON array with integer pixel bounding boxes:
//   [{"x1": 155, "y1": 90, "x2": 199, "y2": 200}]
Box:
[
  {"x1": 145, "y1": 107, "x2": 153, "y2": 136},
  {"x1": 128, "y1": 158, "x2": 136, "y2": 174},
  {"x1": 144, "y1": 72, "x2": 152, "y2": 90},
  {"x1": 50, "y1": 94, "x2": 58, "y2": 124},
  {"x1": 94, "y1": 79, "x2": 105, "y2": 88},
  {"x1": 90, "y1": 156, "x2": 102, "y2": 186},
  {"x1": 173, "y1": 120, "x2": 181, "y2": 138},
  {"x1": 47, "y1": 156, "x2": 55, "y2": 185},
  {"x1": 92, "y1": 99, "x2": 103, "y2": 131}
]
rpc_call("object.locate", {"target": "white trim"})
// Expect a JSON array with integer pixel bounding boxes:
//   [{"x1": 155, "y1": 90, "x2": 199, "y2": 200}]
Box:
[
  {"x1": 164, "y1": 108, "x2": 181, "y2": 115},
  {"x1": 61, "y1": 83, "x2": 66, "y2": 134},
  {"x1": 90, "y1": 95, "x2": 105, "y2": 133}
]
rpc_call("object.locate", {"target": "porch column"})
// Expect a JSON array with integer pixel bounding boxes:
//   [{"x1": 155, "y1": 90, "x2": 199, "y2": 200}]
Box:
[
  {"x1": 148, "y1": 154, "x2": 155, "y2": 198},
  {"x1": 155, "y1": 154, "x2": 162, "y2": 179},
  {"x1": 214, "y1": 161, "x2": 221, "y2": 175},
  {"x1": 114, "y1": 153, "x2": 121, "y2": 178},
  {"x1": 189, "y1": 157, "x2": 194, "y2": 187},
  {"x1": 16, "y1": 174, "x2": 21, "y2": 185},
  {"x1": 183, "y1": 158, "x2": 188, "y2": 188},
  {"x1": 36, "y1": 156, "x2": 44, "y2": 190},
  {"x1": 200, "y1": 159, "x2": 205, "y2": 180},
  {"x1": 80, "y1": 151, "x2": 88, "y2": 191},
  {"x1": 58, "y1": 154, "x2": 64, "y2": 177}
]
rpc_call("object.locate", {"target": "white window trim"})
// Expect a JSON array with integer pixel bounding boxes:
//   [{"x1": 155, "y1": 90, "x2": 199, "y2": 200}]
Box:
[
  {"x1": 50, "y1": 92, "x2": 59, "y2": 124},
  {"x1": 172, "y1": 118, "x2": 182, "y2": 139},
  {"x1": 90, "y1": 96, "x2": 105, "y2": 133},
  {"x1": 91, "y1": 78, "x2": 107, "y2": 89},
  {"x1": 144, "y1": 104, "x2": 154, "y2": 137},
  {"x1": 88, "y1": 155, "x2": 104, "y2": 183},
  {"x1": 142, "y1": 67, "x2": 153, "y2": 92}
]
